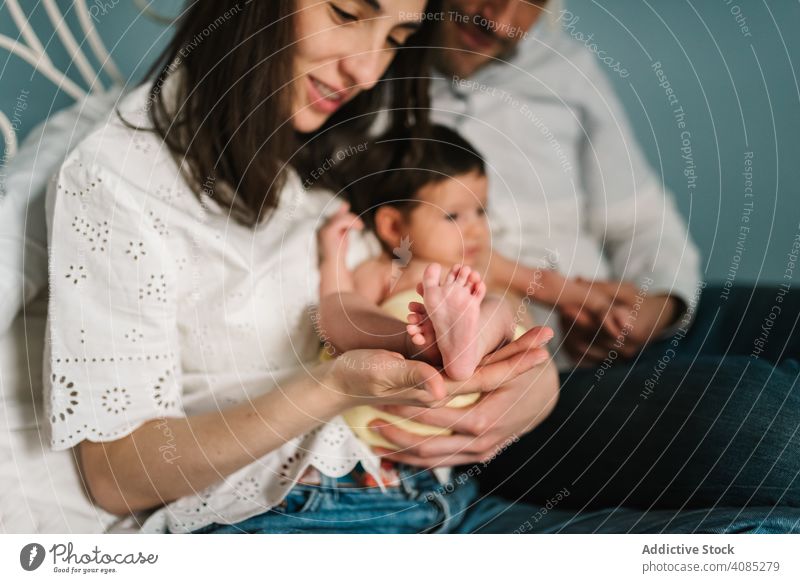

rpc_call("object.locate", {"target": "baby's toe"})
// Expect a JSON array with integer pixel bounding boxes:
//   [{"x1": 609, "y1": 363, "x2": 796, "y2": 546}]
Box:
[
  {"x1": 423, "y1": 263, "x2": 443, "y2": 289},
  {"x1": 411, "y1": 333, "x2": 428, "y2": 346},
  {"x1": 445, "y1": 265, "x2": 461, "y2": 285},
  {"x1": 456, "y1": 265, "x2": 472, "y2": 285},
  {"x1": 473, "y1": 281, "x2": 487, "y2": 301}
]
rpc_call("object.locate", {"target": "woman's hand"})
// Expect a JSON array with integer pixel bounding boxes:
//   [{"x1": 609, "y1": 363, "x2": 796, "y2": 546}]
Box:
[
  {"x1": 323, "y1": 349, "x2": 449, "y2": 409},
  {"x1": 365, "y1": 326, "x2": 558, "y2": 467},
  {"x1": 324, "y1": 323, "x2": 552, "y2": 413}
]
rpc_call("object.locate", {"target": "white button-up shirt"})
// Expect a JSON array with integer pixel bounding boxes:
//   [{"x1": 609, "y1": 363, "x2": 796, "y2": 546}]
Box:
[{"x1": 430, "y1": 21, "x2": 702, "y2": 368}]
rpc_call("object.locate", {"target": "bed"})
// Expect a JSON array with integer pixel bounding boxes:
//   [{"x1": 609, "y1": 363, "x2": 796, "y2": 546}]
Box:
[
  {"x1": 0, "y1": 293, "x2": 122, "y2": 532},
  {"x1": 0, "y1": 0, "x2": 174, "y2": 534}
]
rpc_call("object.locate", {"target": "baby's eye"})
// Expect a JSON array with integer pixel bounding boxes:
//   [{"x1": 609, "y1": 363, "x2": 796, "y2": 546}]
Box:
[
  {"x1": 445, "y1": 213, "x2": 459, "y2": 222},
  {"x1": 477, "y1": 207, "x2": 487, "y2": 216}
]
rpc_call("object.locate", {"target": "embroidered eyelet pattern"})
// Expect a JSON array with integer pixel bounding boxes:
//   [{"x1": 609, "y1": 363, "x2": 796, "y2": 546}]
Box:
[
  {"x1": 126, "y1": 241, "x2": 147, "y2": 261},
  {"x1": 150, "y1": 211, "x2": 170, "y2": 237},
  {"x1": 139, "y1": 274, "x2": 168, "y2": 303},
  {"x1": 72, "y1": 216, "x2": 110, "y2": 252},
  {"x1": 125, "y1": 329, "x2": 144, "y2": 344},
  {"x1": 310, "y1": 451, "x2": 356, "y2": 476},
  {"x1": 53, "y1": 352, "x2": 174, "y2": 365},
  {"x1": 50, "y1": 374, "x2": 79, "y2": 423},
  {"x1": 278, "y1": 451, "x2": 307, "y2": 487},
  {"x1": 132, "y1": 133, "x2": 154, "y2": 155},
  {"x1": 192, "y1": 323, "x2": 217, "y2": 356},
  {"x1": 322, "y1": 423, "x2": 348, "y2": 447},
  {"x1": 153, "y1": 184, "x2": 181, "y2": 204},
  {"x1": 101, "y1": 386, "x2": 132, "y2": 415},
  {"x1": 53, "y1": 424, "x2": 130, "y2": 448},
  {"x1": 65, "y1": 264, "x2": 87, "y2": 285},
  {"x1": 57, "y1": 175, "x2": 102, "y2": 198},
  {"x1": 152, "y1": 369, "x2": 178, "y2": 411},
  {"x1": 234, "y1": 477, "x2": 261, "y2": 503}
]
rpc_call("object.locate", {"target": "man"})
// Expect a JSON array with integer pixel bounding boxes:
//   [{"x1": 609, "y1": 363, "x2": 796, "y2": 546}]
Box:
[
  {"x1": 430, "y1": 0, "x2": 699, "y2": 364},
  {"x1": 373, "y1": 0, "x2": 800, "y2": 530}
]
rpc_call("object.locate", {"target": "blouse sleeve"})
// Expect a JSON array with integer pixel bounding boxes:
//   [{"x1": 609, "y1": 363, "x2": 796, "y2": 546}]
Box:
[{"x1": 44, "y1": 152, "x2": 184, "y2": 451}]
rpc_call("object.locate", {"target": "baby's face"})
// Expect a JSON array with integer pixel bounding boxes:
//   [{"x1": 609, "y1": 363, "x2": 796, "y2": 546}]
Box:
[{"x1": 402, "y1": 171, "x2": 490, "y2": 267}]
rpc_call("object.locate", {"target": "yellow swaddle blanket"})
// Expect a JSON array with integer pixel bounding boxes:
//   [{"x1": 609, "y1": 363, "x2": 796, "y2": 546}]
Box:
[{"x1": 339, "y1": 288, "x2": 524, "y2": 449}]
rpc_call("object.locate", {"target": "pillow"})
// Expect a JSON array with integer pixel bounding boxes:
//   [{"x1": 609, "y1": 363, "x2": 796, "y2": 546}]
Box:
[
  {"x1": 0, "y1": 87, "x2": 124, "y2": 333},
  {"x1": 0, "y1": 291, "x2": 126, "y2": 533}
]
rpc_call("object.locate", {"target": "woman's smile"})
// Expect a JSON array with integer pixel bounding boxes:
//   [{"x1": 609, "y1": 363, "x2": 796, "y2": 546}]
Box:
[
  {"x1": 291, "y1": 0, "x2": 425, "y2": 132},
  {"x1": 306, "y1": 74, "x2": 349, "y2": 114}
]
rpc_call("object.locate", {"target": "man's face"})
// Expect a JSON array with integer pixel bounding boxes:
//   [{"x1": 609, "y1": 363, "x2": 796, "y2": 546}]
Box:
[{"x1": 437, "y1": 0, "x2": 545, "y2": 77}]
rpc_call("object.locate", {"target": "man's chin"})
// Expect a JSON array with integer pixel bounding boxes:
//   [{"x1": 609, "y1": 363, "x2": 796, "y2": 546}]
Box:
[{"x1": 437, "y1": 50, "x2": 493, "y2": 78}]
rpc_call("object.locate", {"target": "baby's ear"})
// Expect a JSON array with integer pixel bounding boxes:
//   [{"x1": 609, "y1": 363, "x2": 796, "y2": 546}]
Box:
[{"x1": 374, "y1": 206, "x2": 406, "y2": 248}]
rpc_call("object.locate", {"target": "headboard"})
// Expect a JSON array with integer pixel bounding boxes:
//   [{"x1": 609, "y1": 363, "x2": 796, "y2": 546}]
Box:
[{"x1": 0, "y1": 0, "x2": 175, "y2": 166}]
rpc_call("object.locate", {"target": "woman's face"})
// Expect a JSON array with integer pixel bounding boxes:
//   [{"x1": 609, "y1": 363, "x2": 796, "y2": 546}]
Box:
[{"x1": 293, "y1": 0, "x2": 427, "y2": 132}]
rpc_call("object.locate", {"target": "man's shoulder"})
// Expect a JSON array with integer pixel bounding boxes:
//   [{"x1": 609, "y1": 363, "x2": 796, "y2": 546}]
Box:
[{"x1": 506, "y1": 24, "x2": 611, "y2": 92}]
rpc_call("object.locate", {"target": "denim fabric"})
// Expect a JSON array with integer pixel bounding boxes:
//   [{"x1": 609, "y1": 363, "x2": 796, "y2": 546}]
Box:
[
  {"x1": 480, "y1": 285, "x2": 800, "y2": 510},
  {"x1": 193, "y1": 285, "x2": 800, "y2": 533},
  {"x1": 192, "y1": 466, "x2": 800, "y2": 534}
]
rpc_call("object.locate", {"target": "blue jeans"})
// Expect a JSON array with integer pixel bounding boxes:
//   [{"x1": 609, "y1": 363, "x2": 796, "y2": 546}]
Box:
[
  {"x1": 480, "y1": 285, "x2": 800, "y2": 511},
  {"x1": 192, "y1": 466, "x2": 800, "y2": 533}
]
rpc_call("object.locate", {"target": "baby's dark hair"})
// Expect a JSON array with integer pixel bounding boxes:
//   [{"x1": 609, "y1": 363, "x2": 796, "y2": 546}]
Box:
[{"x1": 341, "y1": 124, "x2": 486, "y2": 236}]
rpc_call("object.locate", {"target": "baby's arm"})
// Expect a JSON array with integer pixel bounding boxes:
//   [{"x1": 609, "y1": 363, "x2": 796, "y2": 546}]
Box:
[
  {"x1": 317, "y1": 204, "x2": 417, "y2": 356},
  {"x1": 488, "y1": 252, "x2": 615, "y2": 312},
  {"x1": 318, "y1": 204, "x2": 360, "y2": 297},
  {"x1": 319, "y1": 260, "x2": 422, "y2": 356},
  {"x1": 485, "y1": 253, "x2": 564, "y2": 306}
]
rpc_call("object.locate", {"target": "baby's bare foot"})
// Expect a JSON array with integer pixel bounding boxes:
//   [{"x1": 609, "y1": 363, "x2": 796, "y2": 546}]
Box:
[
  {"x1": 420, "y1": 263, "x2": 486, "y2": 381},
  {"x1": 406, "y1": 301, "x2": 442, "y2": 364}
]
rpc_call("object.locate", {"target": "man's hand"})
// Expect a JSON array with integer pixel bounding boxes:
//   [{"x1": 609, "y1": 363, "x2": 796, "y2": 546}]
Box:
[
  {"x1": 560, "y1": 282, "x2": 681, "y2": 364},
  {"x1": 368, "y1": 328, "x2": 559, "y2": 468}
]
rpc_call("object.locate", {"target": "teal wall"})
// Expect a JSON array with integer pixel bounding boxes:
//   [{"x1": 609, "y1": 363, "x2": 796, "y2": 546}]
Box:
[
  {"x1": 0, "y1": 0, "x2": 176, "y2": 141},
  {"x1": 2, "y1": 0, "x2": 799, "y2": 285},
  {"x1": 564, "y1": 0, "x2": 800, "y2": 286}
]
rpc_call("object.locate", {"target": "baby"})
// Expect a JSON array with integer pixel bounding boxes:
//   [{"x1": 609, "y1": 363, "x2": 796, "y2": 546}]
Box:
[{"x1": 316, "y1": 125, "x2": 592, "y2": 447}]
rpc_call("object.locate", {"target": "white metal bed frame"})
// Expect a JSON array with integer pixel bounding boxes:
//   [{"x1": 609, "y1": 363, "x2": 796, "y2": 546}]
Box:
[{"x1": 0, "y1": 0, "x2": 173, "y2": 163}]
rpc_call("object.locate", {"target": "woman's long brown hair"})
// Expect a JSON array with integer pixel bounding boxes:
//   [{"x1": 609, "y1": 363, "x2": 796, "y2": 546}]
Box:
[{"x1": 142, "y1": 0, "x2": 440, "y2": 227}]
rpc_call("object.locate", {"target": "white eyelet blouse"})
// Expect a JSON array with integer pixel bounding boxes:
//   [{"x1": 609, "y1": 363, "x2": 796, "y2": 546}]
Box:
[{"x1": 43, "y1": 82, "x2": 383, "y2": 533}]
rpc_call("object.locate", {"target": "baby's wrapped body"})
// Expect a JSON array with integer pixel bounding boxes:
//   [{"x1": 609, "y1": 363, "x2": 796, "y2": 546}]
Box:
[{"x1": 341, "y1": 286, "x2": 527, "y2": 449}]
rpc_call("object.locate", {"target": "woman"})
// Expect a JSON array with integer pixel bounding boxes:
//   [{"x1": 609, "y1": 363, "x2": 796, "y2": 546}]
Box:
[{"x1": 45, "y1": 0, "x2": 558, "y2": 534}]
